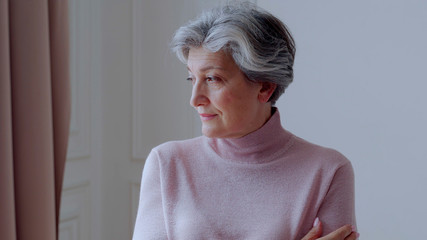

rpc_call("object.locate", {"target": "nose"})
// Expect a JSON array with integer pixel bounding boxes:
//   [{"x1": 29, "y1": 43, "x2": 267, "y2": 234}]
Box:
[{"x1": 190, "y1": 79, "x2": 209, "y2": 108}]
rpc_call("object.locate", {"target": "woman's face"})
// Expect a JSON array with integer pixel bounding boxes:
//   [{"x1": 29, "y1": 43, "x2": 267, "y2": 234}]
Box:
[{"x1": 187, "y1": 47, "x2": 270, "y2": 138}]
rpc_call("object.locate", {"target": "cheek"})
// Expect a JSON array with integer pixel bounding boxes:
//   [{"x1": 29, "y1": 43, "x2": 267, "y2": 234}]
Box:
[
  {"x1": 212, "y1": 89, "x2": 234, "y2": 108},
  {"x1": 228, "y1": 88, "x2": 257, "y2": 108},
  {"x1": 213, "y1": 85, "x2": 258, "y2": 114},
  {"x1": 220, "y1": 91, "x2": 252, "y2": 118},
  {"x1": 222, "y1": 92, "x2": 236, "y2": 105}
]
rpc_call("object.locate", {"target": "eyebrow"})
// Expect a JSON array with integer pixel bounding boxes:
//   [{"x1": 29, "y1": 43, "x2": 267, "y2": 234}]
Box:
[{"x1": 187, "y1": 65, "x2": 226, "y2": 72}]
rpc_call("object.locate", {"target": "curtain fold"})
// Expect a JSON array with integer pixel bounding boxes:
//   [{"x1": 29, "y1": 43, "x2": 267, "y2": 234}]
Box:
[
  {"x1": 0, "y1": 0, "x2": 17, "y2": 239},
  {"x1": 48, "y1": 0, "x2": 70, "y2": 231},
  {"x1": 0, "y1": 0, "x2": 70, "y2": 239}
]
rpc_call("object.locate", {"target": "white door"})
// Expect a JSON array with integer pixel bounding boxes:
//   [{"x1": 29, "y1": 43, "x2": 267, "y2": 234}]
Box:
[
  {"x1": 60, "y1": 1, "x2": 237, "y2": 239},
  {"x1": 59, "y1": 0, "x2": 102, "y2": 239}
]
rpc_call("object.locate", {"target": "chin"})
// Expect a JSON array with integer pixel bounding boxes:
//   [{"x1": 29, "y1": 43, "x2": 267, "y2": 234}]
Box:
[
  {"x1": 202, "y1": 127, "x2": 222, "y2": 138},
  {"x1": 202, "y1": 130, "x2": 217, "y2": 138}
]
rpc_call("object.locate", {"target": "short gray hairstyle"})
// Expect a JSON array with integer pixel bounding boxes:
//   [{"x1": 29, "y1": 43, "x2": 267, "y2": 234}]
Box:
[{"x1": 171, "y1": 2, "x2": 295, "y2": 105}]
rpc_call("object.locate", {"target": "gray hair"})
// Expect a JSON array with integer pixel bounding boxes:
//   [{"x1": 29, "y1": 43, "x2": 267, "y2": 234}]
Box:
[{"x1": 171, "y1": 2, "x2": 295, "y2": 104}]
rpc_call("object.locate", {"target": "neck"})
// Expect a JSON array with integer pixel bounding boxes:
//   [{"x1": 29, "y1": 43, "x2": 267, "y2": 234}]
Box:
[
  {"x1": 260, "y1": 104, "x2": 274, "y2": 127},
  {"x1": 206, "y1": 108, "x2": 293, "y2": 164}
]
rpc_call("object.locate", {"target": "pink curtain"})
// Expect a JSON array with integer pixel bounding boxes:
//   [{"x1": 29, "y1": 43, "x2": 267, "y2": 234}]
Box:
[{"x1": 0, "y1": 0, "x2": 70, "y2": 239}]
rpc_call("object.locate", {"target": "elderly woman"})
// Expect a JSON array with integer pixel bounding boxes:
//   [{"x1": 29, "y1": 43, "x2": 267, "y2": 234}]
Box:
[{"x1": 133, "y1": 3, "x2": 358, "y2": 240}]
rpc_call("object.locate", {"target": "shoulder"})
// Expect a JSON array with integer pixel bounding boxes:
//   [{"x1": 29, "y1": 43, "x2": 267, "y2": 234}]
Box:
[
  {"x1": 150, "y1": 136, "x2": 206, "y2": 161},
  {"x1": 287, "y1": 135, "x2": 355, "y2": 201},
  {"x1": 289, "y1": 134, "x2": 352, "y2": 172}
]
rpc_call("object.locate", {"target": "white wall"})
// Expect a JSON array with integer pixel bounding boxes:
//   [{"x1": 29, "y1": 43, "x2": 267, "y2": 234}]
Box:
[{"x1": 258, "y1": 0, "x2": 427, "y2": 239}]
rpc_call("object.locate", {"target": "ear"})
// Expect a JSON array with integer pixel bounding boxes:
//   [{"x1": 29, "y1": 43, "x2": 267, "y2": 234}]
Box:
[{"x1": 258, "y1": 82, "x2": 277, "y2": 103}]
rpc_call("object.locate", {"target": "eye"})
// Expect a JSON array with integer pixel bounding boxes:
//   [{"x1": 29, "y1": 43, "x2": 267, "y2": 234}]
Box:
[
  {"x1": 186, "y1": 77, "x2": 194, "y2": 84},
  {"x1": 206, "y1": 76, "x2": 221, "y2": 83}
]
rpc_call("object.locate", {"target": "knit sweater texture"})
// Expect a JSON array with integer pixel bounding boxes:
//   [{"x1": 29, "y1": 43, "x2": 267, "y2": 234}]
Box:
[{"x1": 133, "y1": 110, "x2": 356, "y2": 240}]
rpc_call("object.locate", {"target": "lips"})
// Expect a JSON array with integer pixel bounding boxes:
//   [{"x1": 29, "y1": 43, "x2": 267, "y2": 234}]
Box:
[{"x1": 199, "y1": 113, "x2": 217, "y2": 121}]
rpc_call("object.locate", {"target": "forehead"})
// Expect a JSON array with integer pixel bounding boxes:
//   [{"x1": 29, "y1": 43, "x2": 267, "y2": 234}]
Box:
[{"x1": 187, "y1": 47, "x2": 237, "y2": 73}]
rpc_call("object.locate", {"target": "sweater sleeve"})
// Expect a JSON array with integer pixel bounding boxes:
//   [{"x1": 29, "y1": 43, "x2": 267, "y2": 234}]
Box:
[
  {"x1": 132, "y1": 150, "x2": 168, "y2": 240},
  {"x1": 317, "y1": 160, "x2": 357, "y2": 235}
]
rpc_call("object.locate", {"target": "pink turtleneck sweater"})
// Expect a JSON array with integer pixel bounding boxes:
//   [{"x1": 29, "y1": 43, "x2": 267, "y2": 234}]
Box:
[{"x1": 133, "y1": 110, "x2": 356, "y2": 240}]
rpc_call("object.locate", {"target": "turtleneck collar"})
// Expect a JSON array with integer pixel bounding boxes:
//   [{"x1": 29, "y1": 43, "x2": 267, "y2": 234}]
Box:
[{"x1": 205, "y1": 108, "x2": 294, "y2": 164}]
